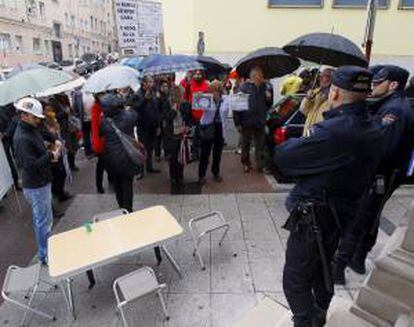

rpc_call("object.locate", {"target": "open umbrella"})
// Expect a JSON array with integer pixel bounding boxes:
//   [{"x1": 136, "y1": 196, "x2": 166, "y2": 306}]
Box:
[
  {"x1": 283, "y1": 32, "x2": 368, "y2": 68},
  {"x1": 8, "y1": 63, "x2": 45, "y2": 78},
  {"x1": 0, "y1": 67, "x2": 73, "y2": 106},
  {"x1": 235, "y1": 47, "x2": 300, "y2": 79},
  {"x1": 36, "y1": 73, "x2": 86, "y2": 98},
  {"x1": 195, "y1": 56, "x2": 229, "y2": 77},
  {"x1": 120, "y1": 56, "x2": 145, "y2": 71},
  {"x1": 83, "y1": 64, "x2": 139, "y2": 93},
  {"x1": 140, "y1": 54, "x2": 203, "y2": 76}
]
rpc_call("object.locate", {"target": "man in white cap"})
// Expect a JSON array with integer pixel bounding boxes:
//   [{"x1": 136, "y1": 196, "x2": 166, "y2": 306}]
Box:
[{"x1": 13, "y1": 97, "x2": 61, "y2": 265}]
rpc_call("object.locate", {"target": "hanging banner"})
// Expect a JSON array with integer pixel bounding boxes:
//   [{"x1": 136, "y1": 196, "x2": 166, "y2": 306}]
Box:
[
  {"x1": 115, "y1": 0, "x2": 139, "y2": 54},
  {"x1": 115, "y1": 0, "x2": 163, "y2": 56}
]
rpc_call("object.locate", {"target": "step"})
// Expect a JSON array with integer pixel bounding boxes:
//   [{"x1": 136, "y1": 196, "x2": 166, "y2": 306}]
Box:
[
  {"x1": 326, "y1": 298, "x2": 373, "y2": 327},
  {"x1": 355, "y1": 286, "x2": 413, "y2": 324},
  {"x1": 368, "y1": 265, "x2": 414, "y2": 307}
]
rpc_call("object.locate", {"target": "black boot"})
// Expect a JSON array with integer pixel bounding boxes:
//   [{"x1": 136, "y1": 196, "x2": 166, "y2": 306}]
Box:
[
  {"x1": 312, "y1": 304, "x2": 327, "y2": 327},
  {"x1": 348, "y1": 252, "x2": 367, "y2": 275},
  {"x1": 332, "y1": 261, "x2": 346, "y2": 285}
]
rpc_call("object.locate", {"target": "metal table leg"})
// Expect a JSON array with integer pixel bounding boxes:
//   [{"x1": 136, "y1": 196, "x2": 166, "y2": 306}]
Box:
[
  {"x1": 161, "y1": 245, "x2": 183, "y2": 278},
  {"x1": 61, "y1": 278, "x2": 76, "y2": 320}
]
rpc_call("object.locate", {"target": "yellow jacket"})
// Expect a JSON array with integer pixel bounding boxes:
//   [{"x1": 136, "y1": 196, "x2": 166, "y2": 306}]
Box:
[{"x1": 301, "y1": 88, "x2": 329, "y2": 137}]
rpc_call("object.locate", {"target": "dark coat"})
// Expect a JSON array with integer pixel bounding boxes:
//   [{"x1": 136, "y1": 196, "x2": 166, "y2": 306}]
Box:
[
  {"x1": 162, "y1": 100, "x2": 191, "y2": 153},
  {"x1": 233, "y1": 82, "x2": 272, "y2": 129},
  {"x1": 13, "y1": 121, "x2": 54, "y2": 189},
  {"x1": 134, "y1": 90, "x2": 161, "y2": 136},
  {"x1": 274, "y1": 101, "x2": 383, "y2": 220},
  {"x1": 101, "y1": 109, "x2": 139, "y2": 177},
  {"x1": 369, "y1": 90, "x2": 414, "y2": 175}
]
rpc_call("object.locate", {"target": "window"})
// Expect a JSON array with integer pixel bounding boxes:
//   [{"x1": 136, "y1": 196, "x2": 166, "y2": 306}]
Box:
[
  {"x1": 33, "y1": 38, "x2": 41, "y2": 54},
  {"x1": 44, "y1": 40, "x2": 50, "y2": 53},
  {"x1": 71, "y1": 15, "x2": 75, "y2": 27},
  {"x1": 269, "y1": 0, "x2": 323, "y2": 7},
  {"x1": 39, "y1": 1, "x2": 45, "y2": 18},
  {"x1": 53, "y1": 23, "x2": 61, "y2": 38},
  {"x1": 0, "y1": 33, "x2": 11, "y2": 52},
  {"x1": 68, "y1": 44, "x2": 73, "y2": 57},
  {"x1": 80, "y1": 18, "x2": 83, "y2": 30},
  {"x1": 15, "y1": 35, "x2": 23, "y2": 53},
  {"x1": 332, "y1": 0, "x2": 388, "y2": 8},
  {"x1": 399, "y1": 0, "x2": 414, "y2": 8},
  {"x1": 90, "y1": 16, "x2": 93, "y2": 29},
  {"x1": 65, "y1": 13, "x2": 69, "y2": 26}
]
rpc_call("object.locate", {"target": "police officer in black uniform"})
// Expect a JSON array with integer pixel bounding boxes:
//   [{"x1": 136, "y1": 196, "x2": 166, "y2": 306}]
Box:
[
  {"x1": 274, "y1": 66, "x2": 382, "y2": 327},
  {"x1": 333, "y1": 65, "x2": 414, "y2": 284}
]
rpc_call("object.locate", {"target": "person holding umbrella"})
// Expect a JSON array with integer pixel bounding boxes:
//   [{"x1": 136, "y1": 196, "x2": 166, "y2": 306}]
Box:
[
  {"x1": 13, "y1": 98, "x2": 62, "y2": 265},
  {"x1": 300, "y1": 68, "x2": 334, "y2": 137},
  {"x1": 234, "y1": 66, "x2": 273, "y2": 174}
]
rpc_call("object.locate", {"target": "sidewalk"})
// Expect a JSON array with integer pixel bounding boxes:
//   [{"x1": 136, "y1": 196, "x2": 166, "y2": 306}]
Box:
[{"x1": 0, "y1": 190, "x2": 412, "y2": 326}]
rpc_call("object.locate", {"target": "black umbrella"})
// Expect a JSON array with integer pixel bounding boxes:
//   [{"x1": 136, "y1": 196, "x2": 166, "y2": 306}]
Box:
[
  {"x1": 195, "y1": 56, "x2": 229, "y2": 77},
  {"x1": 235, "y1": 47, "x2": 300, "y2": 79},
  {"x1": 283, "y1": 32, "x2": 368, "y2": 68}
]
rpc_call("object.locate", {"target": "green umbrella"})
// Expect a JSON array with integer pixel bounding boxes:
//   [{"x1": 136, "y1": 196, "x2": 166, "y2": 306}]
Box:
[{"x1": 0, "y1": 67, "x2": 73, "y2": 106}]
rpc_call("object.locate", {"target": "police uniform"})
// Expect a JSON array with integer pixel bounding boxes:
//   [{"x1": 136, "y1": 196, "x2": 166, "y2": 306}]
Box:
[
  {"x1": 274, "y1": 66, "x2": 382, "y2": 327},
  {"x1": 334, "y1": 65, "x2": 414, "y2": 282}
]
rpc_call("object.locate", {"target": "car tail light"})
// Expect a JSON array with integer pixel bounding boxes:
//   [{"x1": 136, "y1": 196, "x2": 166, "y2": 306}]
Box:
[{"x1": 274, "y1": 127, "x2": 286, "y2": 145}]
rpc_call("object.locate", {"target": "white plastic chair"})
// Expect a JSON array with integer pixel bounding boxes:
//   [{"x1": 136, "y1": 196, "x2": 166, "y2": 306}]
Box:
[
  {"x1": 188, "y1": 211, "x2": 230, "y2": 270},
  {"x1": 113, "y1": 266, "x2": 169, "y2": 327},
  {"x1": 1, "y1": 263, "x2": 60, "y2": 326},
  {"x1": 93, "y1": 208, "x2": 129, "y2": 222}
]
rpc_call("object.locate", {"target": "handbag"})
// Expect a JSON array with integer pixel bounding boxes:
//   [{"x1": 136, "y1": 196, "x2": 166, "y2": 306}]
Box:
[
  {"x1": 107, "y1": 118, "x2": 147, "y2": 166},
  {"x1": 199, "y1": 123, "x2": 215, "y2": 141}
]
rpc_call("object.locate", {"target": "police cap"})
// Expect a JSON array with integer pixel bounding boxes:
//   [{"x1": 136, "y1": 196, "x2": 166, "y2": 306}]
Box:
[
  {"x1": 332, "y1": 66, "x2": 372, "y2": 93},
  {"x1": 372, "y1": 65, "x2": 409, "y2": 89}
]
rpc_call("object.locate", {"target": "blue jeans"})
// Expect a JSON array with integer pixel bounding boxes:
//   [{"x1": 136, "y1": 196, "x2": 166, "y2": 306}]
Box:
[{"x1": 23, "y1": 183, "x2": 53, "y2": 263}]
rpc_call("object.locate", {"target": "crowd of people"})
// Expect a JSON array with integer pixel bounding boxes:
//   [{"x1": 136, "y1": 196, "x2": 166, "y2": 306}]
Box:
[{"x1": 1, "y1": 58, "x2": 414, "y2": 327}]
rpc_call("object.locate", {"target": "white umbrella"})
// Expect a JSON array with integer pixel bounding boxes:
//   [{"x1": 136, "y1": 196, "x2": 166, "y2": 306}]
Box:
[
  {"x1": 83, "y1": 64, "x2": 139, "y2": 93},
  {"x1": 36, "y1": 75, "x2": 86, "y2": 97}
]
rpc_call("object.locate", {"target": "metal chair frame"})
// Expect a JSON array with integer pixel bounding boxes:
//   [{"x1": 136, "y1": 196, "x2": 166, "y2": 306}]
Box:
[
  {"x1": 1, "y1": 263, "x2": 60, "y2": 326},
  {"x1": 188, "y1": 211, "x2": 230, "y2": 270},
  {"x1": 113, "y1": 266, "x2": 169, "y2": 327}
]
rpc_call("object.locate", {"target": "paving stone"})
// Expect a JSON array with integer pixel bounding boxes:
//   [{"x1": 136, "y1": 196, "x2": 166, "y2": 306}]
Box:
[
  {"x1": 245, "y1": 240, "x2": 284, "y2": 262},
  {"x1": 211, "y1": 241, "x2": 249, "y2": 265},
  {"x1": 211, "y1": 263, "x2": 254, "y2": 293},
  {"x1": 169, "y1": 263, "x2": 210, "y2": 294},
  {"x1": 242, "y1": 219, "x2": 278, "y2": 241},
  {"x1": 165, "y1": 293, "x2": 211, "y2": 327},
  {"x1": 250, "y1": 259, "x2": 284, "y2": 292},
  {"x1": 211, "y1": 293, "x2": 257, "y2": 327}
]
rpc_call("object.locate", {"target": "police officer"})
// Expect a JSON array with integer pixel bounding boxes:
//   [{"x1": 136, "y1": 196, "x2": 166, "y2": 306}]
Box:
[
  {"x1": 274, "y1": 66, "x2": 382, "y2": 327},
  {"x1": 333, "y1": 65, "x2": 414, "y2": 284}
]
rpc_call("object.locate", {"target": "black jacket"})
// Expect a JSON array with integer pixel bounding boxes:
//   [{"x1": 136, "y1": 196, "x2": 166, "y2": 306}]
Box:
[
  {"x1": 233, "y1": 82, "x2": 272, "y2": 129},
  {"x1": 274, "y1": 102, "x2": 383, "y2": 221},
  {"x1": 370, "y1": 90, "x2": 414, "y2": 175},
  {"x1": 101, "y1": 109, "x2": 139, "y2": 177},
  {"x1": 13, "y1": 121, "x2": 54, "y2": 189},
  {"x1": 134, "y1": 90, "x2": 161, "y2": 135}
]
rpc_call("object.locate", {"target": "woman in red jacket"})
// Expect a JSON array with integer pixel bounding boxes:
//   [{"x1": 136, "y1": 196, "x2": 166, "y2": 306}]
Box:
[{"x1": 91, "y1": 94, "x2": 106, "y2": 193}]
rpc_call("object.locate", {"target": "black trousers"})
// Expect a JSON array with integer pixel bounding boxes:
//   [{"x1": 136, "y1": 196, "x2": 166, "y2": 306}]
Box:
[
  {"x1": 96, "y1": 155, "x2": 105, "y2": 191},
  {"x1": 112, "y1": 174, "x2": 133, "y2": 213},
  {"x1": 155, "y1": 127, "x2": 163, "y2": 158},
  {"x1": 82, "y1": 121, "x2": 92, "y2": 156},
  {"x1": 68, "y1": 152, "x2": 76, "y2": 169},
  {"x1": 191, "y1": 124, "x2": 201, "y2": 160},
  {"x1": 198, "y1": 124, "x2": 224, "y2": 178},
  {"x1": 141, "y1": 132, "x2": 156, "y2": 171},
  {"x1": 335, "y1": 173, "x2": 401, "y2": 268},
  {"x1": 51, "y1": 161, "x2": 67, "y2": 199},
  {"x1": 169, "y1": 138, "x2": 184, "y2": 182},
  {"x1": 283, "y1": 208, "x2": 340, "y2": 326}
]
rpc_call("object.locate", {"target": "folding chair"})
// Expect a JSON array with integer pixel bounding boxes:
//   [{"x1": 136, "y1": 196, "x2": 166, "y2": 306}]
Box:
[
  {"x1": 188, "y1": 211, "x2": 231, "y2": 270},
  {"x1": 1, "y1": 263, "x2": 59, "y2": 326},
  {"x1": 113, "y1": 266, "x2": 169, "y2": 327}
]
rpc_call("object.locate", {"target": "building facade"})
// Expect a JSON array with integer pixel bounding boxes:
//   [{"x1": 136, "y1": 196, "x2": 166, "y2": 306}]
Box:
[
  {"x1": 160, "y1": 0, "x2": 414, "y2": 70},
  {"x1": 0, "y1": 0, "x2": 118, "y2": 68}
]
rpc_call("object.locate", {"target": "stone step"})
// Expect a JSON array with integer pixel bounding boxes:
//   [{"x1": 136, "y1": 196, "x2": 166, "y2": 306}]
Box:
[
  {"x1": 355, "y1": 286, "x2": 413, "y2": 324},
  {"x1": 326, "y1": 298, "x2": 374, "y2": 327},
  {"x1": 395, "y1": 314, "x2": 414, "y2": 327},
  {"x1": 368, "y1": 264, "x2": 414, "y2": 307}
]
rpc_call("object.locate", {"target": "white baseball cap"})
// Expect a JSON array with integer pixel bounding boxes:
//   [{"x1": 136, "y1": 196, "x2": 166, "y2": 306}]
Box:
[{"x1": 14, "y1": 97, "x2": 45, "y2": 119}]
